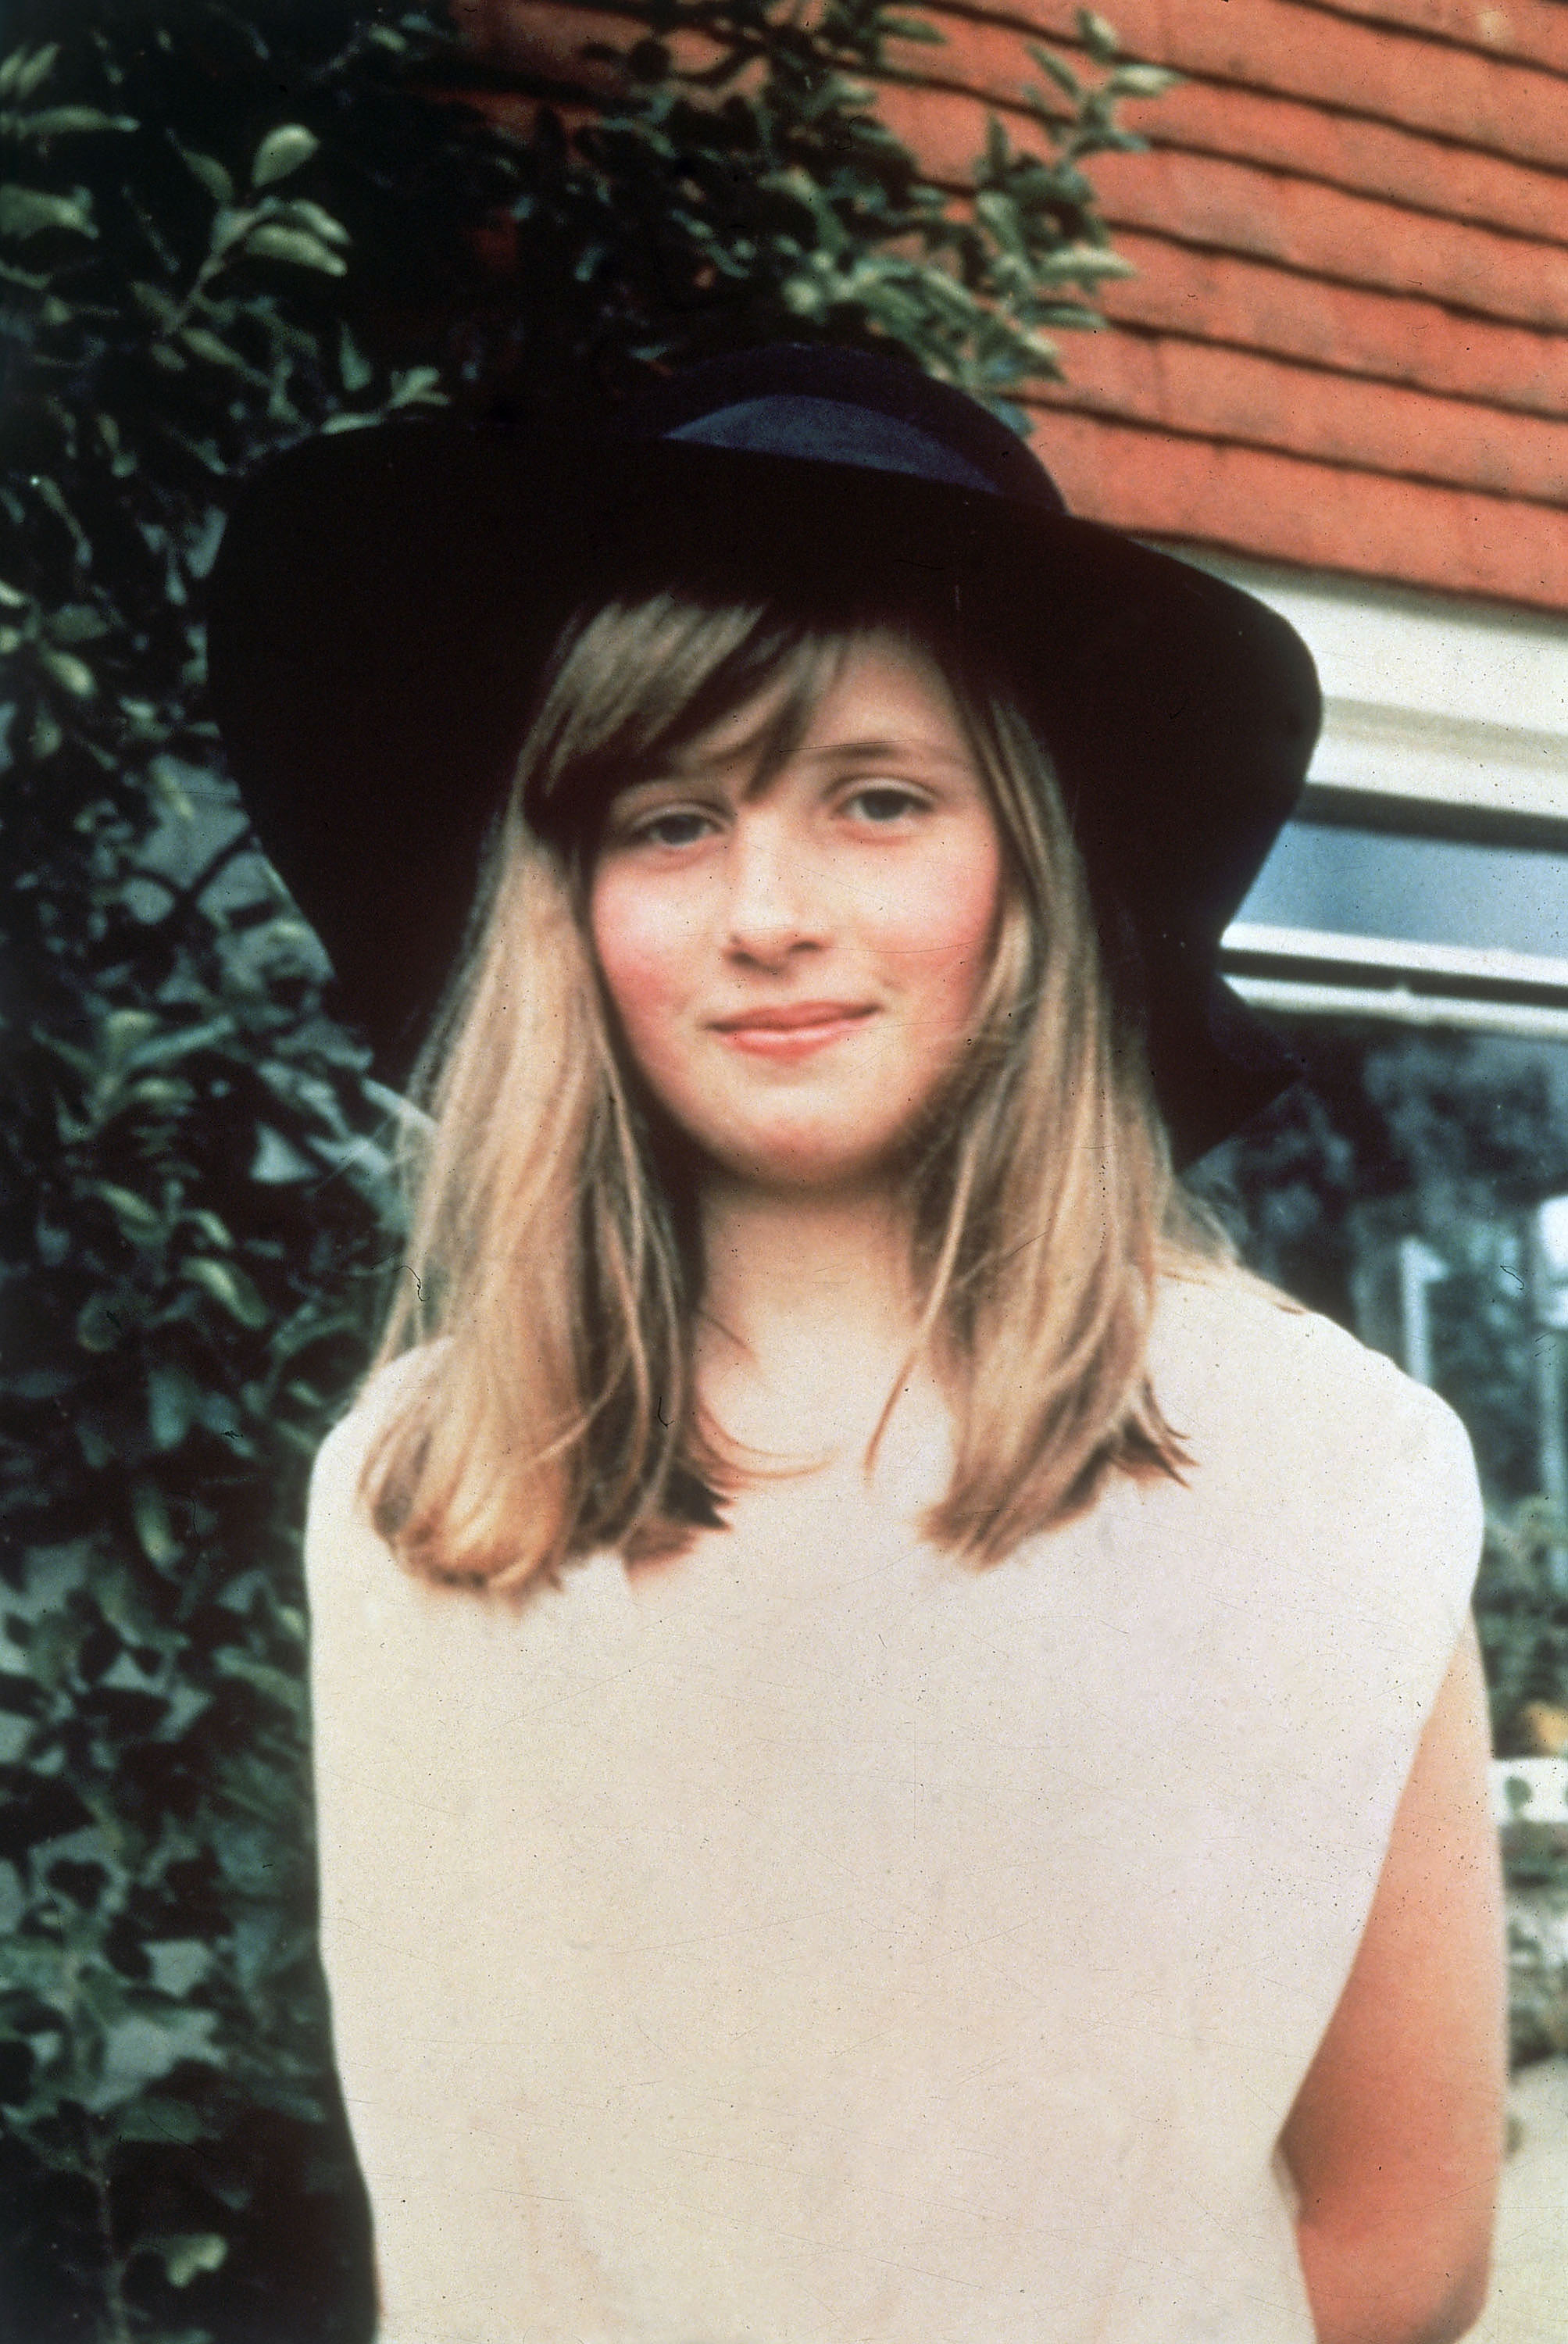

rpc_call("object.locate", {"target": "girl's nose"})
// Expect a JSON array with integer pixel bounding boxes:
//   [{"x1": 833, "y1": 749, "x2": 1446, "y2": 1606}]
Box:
[{"x1": 723, "y1": 813, "x2": 826, "y2": 964}]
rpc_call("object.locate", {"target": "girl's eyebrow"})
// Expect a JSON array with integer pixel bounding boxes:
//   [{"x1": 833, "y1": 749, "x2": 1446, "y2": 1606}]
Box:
[
  {"x1": 609, "y1": 732, "x2": 974, "y2": 804},
  {"x1": 797, "y1": 734, "x2": 975, "y2": 772}
]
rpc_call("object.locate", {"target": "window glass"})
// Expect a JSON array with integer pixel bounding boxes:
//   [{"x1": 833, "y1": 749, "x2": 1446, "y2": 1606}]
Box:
[{"x1": 1238, "y1": 822, "x2": 1568, "y2": 962}]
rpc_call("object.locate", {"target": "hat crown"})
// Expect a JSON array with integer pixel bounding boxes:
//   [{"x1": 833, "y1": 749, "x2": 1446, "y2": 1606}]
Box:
[{"x1": 623, "y1": 342, "x2": 1067, "y2": 515}]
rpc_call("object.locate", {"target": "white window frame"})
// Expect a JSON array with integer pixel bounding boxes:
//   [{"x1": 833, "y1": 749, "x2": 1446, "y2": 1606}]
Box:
[{"x1": 1187, "y1": 558, "x2": 1568, "y2": 1034}]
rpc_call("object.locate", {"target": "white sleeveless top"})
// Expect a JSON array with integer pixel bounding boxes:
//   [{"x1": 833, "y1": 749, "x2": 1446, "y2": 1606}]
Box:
[{"x1": 304, "y1": 1273, "x2": 1480, "y2": 2344}]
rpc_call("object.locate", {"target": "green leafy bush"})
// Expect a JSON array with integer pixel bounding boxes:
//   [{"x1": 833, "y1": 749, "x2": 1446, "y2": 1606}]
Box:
[
  {"x1": 0, "y1": 3, "x2": 1170, "y2": 2332},
  {"x1": 1194, "y1": 1028, "x2": 1568, "y2": 1488},
  {"x1": 1480, "y1": 1499, "x2": 1568, "y2": 1755}
]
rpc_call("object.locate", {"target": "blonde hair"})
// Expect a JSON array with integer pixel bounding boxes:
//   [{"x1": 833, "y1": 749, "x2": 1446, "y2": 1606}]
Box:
[{"x1": 360, "y1": 588, "x2": 1222, "y2": 1585}]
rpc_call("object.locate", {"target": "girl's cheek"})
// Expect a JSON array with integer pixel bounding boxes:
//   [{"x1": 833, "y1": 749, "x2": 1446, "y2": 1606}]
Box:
[
  {"x1": 589, "y1": 873, "x2": 686, "y2": 1018},
  {"x1": 880, "y1": 837, "x2": 1002, "y2": 976}
]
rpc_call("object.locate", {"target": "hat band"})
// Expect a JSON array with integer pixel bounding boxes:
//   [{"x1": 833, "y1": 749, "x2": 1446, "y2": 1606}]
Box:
[{"x1": 664, "y1": 395, "x2": 1003, "y2": 496}]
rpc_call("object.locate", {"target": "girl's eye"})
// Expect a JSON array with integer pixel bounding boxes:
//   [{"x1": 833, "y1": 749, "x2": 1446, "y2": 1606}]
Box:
[
  {"x1": 623, "y1": 807, "x2": 718, "y2": 850},
  {"x1": 845, "y1": 784, "x2": 925, "y2": 825}
]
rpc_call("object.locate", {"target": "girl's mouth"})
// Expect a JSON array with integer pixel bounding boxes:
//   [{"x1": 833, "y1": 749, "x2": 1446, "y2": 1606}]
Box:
[{"x1": 712, "y1": 1002, "x2": 877, "y2": 1056}]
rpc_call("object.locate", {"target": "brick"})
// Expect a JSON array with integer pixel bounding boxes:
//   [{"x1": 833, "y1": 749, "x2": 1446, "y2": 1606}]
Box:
[
  {"x1": 1304, "y1": 0, "x2": 1568, "y2": 77},
  {"x1": 1102, "y1": 235, "x2": 1568, "y2": 419},
  {"x1": 1141, "y1": 78, "x2": 1568, "y2": 245},
  {"x1": 451, "y1": 0, "x2": 627, "y2": 85},
  {"x1": 463, "y1": 2, "x2": 1568, "y2": 241},
  {"x1": 1098, "y1": 147, "x2": 1568, "y2": 331},
  {"x1": 1023, "y1": 409, "x2": 1568, "y2": 609},
  {"x1": 978, "y1": 0, "x2": 1568, "y2": 171},
  {"x1": 876, "y1": 83, "x2": 1568, "y2": 331},
  {"x1": 1035, "y1": 327, "x2": 1568, "y2": 501},
  {"x1": 889, "y1": 20, "x2": 1568, "y2": 242}
]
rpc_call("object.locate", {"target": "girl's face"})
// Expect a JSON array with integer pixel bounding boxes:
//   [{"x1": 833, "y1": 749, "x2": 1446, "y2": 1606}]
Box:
[{"x1": 588, "y1": 633, "x2": 1006, "y2": 1193}]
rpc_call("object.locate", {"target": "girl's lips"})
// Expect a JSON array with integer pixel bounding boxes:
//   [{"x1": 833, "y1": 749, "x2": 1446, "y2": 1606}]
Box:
[{"x1": 713, "y1": 1003, "x2": 877, "y2": 1056}]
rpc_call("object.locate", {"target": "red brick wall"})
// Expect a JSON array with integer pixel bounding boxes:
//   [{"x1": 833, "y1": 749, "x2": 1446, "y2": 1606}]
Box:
[{"x1": 457, "y1": 0, "x2": 1568, "y2": 610}]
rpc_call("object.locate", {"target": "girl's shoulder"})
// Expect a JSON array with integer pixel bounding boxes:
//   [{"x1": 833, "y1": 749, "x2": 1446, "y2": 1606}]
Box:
[
  {"x1": 1152, "y1": 1257, "x2": 1455, "y2": 1425},
  {"x1": 302, "y1": 1347, "x2": 445, "y2": 1616},
  {"x1": 1148, "y1": 1261, "x2": 1480, "y2": 1578},
  {"x1": 309, "y1": 1345, "x2": 436, "y2": 1501}
]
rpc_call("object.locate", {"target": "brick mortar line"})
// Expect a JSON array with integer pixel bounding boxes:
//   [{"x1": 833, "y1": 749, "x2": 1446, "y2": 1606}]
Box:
[
  {"x1": 914, "y1": 0, "x2": 1568, "y2": 92},
  {"x1": 1059, "y1": 316, "x2": 1568, "y2": 427},
  {"x1": 909, "y1": 173, "x2": 1568, "y2": 336},
  {"x1": 1099, "y1": 219, "x2": 1568, "y2": 337},
  {"x1": 1017, "y1": 396, "x2": 1568, "y2": 509},
  {"x1": 1284, "y1": 0, "x2": 1568, "y2": 85},
  {"x1": 883, "y1": 65, "x2": 1568, "y2": 236}
]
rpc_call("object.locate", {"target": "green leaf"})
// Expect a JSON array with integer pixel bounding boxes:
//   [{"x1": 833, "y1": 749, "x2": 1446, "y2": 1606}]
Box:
[
  {"x1": 170, "y1": 138, "x2": 234, "y2": 205},
  {"x1": 45, "y1": 605, "x2": 108, "y2": 644},
  {"x1": 145, "y1": 1940, "x2": 213, "y2": 1997},
  {"x1": 338, "y1": 321, "x2": 373, "y2": 393},
  {"x1": 91, "y1": 2008, "x2": 220, "y2": 2110},
  {"x1": 36, "y1": 645, "x2": 94, "y2": 699},
  {"x1": 208, "y1": 203, "x2": 257, "y2": 257},
  {"x1": 214, "y1": 1652, "x2": 306, "y2": 1717},
  {"x1": 8, "y1": 107, "x2": 138, "y2": 137},
  {"x1": 250, "y1": 1125, "x2": 316, "y2": 1185},
  {"x1": 0, "y1": 576, "x2": 27, "y2": 607},
  {"x1": 185, "y1": 1207, "x2": 234, "y2": 1250},
  {"x1": 32, "y1": 471, "x2": 84, "y2": 539},
  {"x1": 385, "y1": 365, "x2": 444, "y2": 409},
  {"x1": 249, "y1": 123, "x2": 320, "y2": 188},
  {"x1": 974, "y1": 189, "x2": 1025, "y2": 258},
  {"x1": 134, "y1": 1014, "x2": 236, "y2": 1069},
  {"x1": 75, "y1": 1291, "x2": 127, "y2": 1354},
  {"x1": 180, "y1": 1257, "x2": 270, "y2": 1329},
  {"x1": 0, "y1": 45, "x2": 59, "y2": 101},
  {"x1": 1077, "y1": 9, "x2": 1120, "y2": 60},
  {"x1": 242, "y1": 223, "x2": 347, "y2": 275},
  {"x1": 277, "y1": 197, "x2": 349, "y2": 245},
  {"x1": 0, "y1": 184, "x2": 95, "y2": 239},
  {"x1": 103, "y1": 1008, "x2": 159, "y2": 1057},
  {"x1": 130, "y1": 1483, "x2": 180, "y2": 1567},
  {"x1": 179, "y1": 325, "x2": 251, "y2": 373},
  {"x1": 91, "y1": 1181, "x2": 163, "y2": 1240},
  {"x1": 148, "y1": 2232, "x2": 228, "y2": 2289},
  {"x1": 113, "y1": 2096, "x2": 209, "y2": 2146},
  {"x1": 147, "y1": 1366, "x2": 198, "y2": 1452},
  {"x1": 130, "y1": 278, "x2": 180, "y2": 327},
  {"x1": 1109, "y1": 63, "x2": 1181, "y2": 98},
  {"x1": 1033, "y1": 243, "x2": 1134, "y2": 281},
  {"x1": 1027, "y1": 43, "x2": 1080, "y2": 99}
]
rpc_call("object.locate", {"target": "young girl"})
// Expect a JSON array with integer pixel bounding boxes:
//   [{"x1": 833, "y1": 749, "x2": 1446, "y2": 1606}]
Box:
[{"x1": 209, "y1": 345, "x2": 1505, "y2": 2344}]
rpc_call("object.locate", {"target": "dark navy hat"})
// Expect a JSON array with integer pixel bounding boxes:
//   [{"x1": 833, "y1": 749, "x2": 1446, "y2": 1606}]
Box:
[{"x1": 207, "y1": 343, "x2": 1320, "y2": 1162}]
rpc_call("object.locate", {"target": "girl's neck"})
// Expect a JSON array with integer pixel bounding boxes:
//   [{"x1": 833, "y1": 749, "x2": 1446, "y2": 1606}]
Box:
[{"x1": 695, "y1": 1177, "x2": 927, "y2": 1460}]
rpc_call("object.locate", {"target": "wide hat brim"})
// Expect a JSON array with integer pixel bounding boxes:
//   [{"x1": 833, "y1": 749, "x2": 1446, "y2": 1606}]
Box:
[{"x1": 207, "y1": 357, "x2": 1320, "y2": 1165}]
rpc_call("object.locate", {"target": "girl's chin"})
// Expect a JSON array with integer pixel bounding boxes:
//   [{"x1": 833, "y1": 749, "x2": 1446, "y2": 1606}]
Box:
[{"x1": 697, "y1": 1132, "x2": 906, "y2": 1198}]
